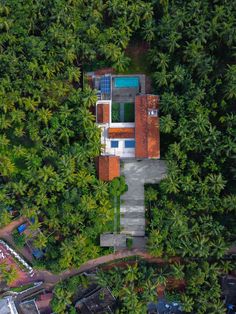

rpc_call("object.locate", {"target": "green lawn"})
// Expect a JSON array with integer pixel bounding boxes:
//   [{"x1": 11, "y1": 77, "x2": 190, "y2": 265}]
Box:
[
  {"x1": 120, "y1": 42, "x2": 151, "y2": 75},
  {"x1": 112, "y1": 103, "x2": 120, "y2": 122},
  {"x1": 124, "y1": 103, "x2": 134, "y2": 122},
  {"x1": 113, "y1": 195, "x2": 120, "y2": 233},
  {"x1": 112, "y1": 102, "x2": 134, "y2": 123}
]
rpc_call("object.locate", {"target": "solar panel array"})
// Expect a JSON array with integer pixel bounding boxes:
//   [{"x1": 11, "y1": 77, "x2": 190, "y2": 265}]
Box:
[{"x1": 100, "y1": 76, "x2": 111, "y2": 95}]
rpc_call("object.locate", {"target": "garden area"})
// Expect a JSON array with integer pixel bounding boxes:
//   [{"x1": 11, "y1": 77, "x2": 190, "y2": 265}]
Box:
[
  {"x1": 112, "y1": 102, "x2": 135, "y2": 123},
  {"x1": 109, "y1": 176, "x2": 128, "y2": 234}
]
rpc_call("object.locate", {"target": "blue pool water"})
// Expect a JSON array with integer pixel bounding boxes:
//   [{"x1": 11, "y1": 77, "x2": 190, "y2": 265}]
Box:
[{"x1": 114, "y1": 77, "x2": 139, "y2": 88}]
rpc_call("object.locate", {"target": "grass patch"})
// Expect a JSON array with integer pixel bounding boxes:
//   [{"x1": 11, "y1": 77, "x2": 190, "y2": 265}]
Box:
[
  {"x1": 12, "y1": 230, "x2": 26, "y2": 248},
  {"x1": 124, "y1": 103, "x2": 134, "y2": 122},
  {"x1": 11, "y1": 283, "x2": 35, "y2": 293},
  {"x1": 121, "y1": 42, "x2": 151, "y2": 75},
  {"x1": 126, "y1": 238, "x2": 133, "y2": 249},
  {"x1": 113, "y1": 196, "x2": 120, "y2": 233},
  {"x1": 112, "y1": 103, "x2": 120, "y2": 122},
  {"x1": 117, "y1": 196, "x2": 120, "y2": 232}
]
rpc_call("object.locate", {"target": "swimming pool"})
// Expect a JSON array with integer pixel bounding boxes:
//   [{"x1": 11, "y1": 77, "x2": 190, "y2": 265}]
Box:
[{"x1": 114, "y1": 77, "x2": 139, "y2": 88}]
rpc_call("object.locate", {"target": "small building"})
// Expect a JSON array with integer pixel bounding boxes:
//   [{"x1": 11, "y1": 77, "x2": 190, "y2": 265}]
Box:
[
  {"x1": 221, "y1": 275, "x2": 236, "y2": 312},
  {"x1": 0, "y1": 297, "x2": 18, "y2": 314},
  {"x1": 18, "y1": 300, "x2": 39, "y2": 314},
  {"x1": 0, "y1": 296, "x2": 39, "y2": 314},
  {"x1": 75, "y1": 287, "x2": 116, "y2": 314},
  {"x1": 100, "y1": 233, "x2": 126, "y2": 248},
  {"x1": 95, "y1": 156, "x2": 120, "y2": 182},
  {"x1": 17, "y1": 220, "x2": 45, "y2": 260}
]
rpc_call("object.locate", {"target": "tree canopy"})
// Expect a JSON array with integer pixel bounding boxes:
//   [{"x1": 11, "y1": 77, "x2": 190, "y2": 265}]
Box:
[
  {"x1": 0, "y1": 0, "x2": 153, "y2": 271},
  {"x1": 146, "y1": 0, "x2": 236, "y2": 259},
  {"x1": 0, "y1": 0, "x2": 235, "y2": 310}
]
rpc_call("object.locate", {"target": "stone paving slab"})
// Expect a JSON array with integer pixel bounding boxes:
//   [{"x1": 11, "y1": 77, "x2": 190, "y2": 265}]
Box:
[
  {"x1": 120, "y1": 205, "x2": 144, "y2": 213},
  {"x1": 120, "y1": 230, "x2": 145, "y2": 236},
  {"x1": 132, "y1": 237, "x2": 147, "y2": 249},
  {"x1": 120, "y1": 159, "x2": 166, "y2": 240},
  {"x1": 121, "y1": 218, "x2": 145, "y2": 226},
  {"x1": 121, "y1": 212, "x2": 144, "y2": 219},
  {"x1": 120, "y1": 199, "x2": 145, "y2": 206}
]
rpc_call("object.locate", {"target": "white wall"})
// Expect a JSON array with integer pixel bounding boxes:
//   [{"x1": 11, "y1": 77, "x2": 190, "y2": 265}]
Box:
[{"x1": 104, "y1": 138, "x2": 135, "y2": 158}]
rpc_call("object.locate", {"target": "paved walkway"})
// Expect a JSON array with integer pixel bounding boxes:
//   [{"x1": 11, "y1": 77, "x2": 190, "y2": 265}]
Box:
[
  {"x1": 33, "y1": 249, "x2": 181, "y2": 290},
  {"x1": 120, "y1": 159, "x2": 166, "y2": 237}
]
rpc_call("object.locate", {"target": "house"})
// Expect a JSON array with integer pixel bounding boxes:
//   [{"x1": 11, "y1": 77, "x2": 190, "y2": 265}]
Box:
[
  {"x1": 75, "y1": 287, "x2": 116, "y2": 314},
  {"x1": 0, "y1": 296, "x2": 39, "y2": 314},
  {"x1": 17, "y1": 220, "x2": 45, "y2": 260},
  {"x1": 89, "y1": 72, "x2": 160, "y2": 181},
  {"x1": 18, "y1": 300, "x2": 40, "y2": 314},
  {"x1": 222, "y1": 275, "x2": 236, "y2": 314},
  {"x1": 0, "y1": 297, "x2": 18, "y2": 314}
]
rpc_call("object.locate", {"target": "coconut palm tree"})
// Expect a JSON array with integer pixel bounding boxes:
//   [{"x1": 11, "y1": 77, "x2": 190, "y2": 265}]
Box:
[
  {"x1": 33, "y1": 232, "x2": 48, "y2": 250},
  {"x1": 181, "y1": 294, "x2": 194, "y2": 313},
  {"x1": 170, "y1": 263, "x2": 185, "y2": 280}
]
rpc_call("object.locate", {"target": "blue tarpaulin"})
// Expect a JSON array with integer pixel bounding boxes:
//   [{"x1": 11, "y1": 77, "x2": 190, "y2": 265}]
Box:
[
  {"x1": 32, "y1": 249, "x2": 44, "y2": 259},
  {"x1": 18, "y1": 224, "x2": 27, "y2": 233},
  {"x1": 100, "y1": 76, "x2": 111, "y2": 94}
]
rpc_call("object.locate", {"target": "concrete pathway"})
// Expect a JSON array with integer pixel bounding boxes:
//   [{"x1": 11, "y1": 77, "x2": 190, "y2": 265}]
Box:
[{"x1": 120, "y1": 159, "x2": 166, "y2": 237}]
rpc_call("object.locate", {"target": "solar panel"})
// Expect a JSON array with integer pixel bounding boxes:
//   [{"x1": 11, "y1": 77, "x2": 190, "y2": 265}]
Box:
[{"x1": 100, "y1": 76, "x2": 111, "y2": 94}]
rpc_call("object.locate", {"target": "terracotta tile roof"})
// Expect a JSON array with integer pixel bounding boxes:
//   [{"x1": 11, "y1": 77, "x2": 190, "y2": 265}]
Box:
[
  {"x1": 108, "y1": 128, "x2": 135, "y2": 138},
  {"x1": 135, "y1": 95, "x2": 160, "y2": 158},
  {"x1": 95, "y1": 156, "x2": 120, "y2": 181},
  {"x1": 95, "y1": 68, "x2": 114, "y2": 75},
  {"x1": 97, "y1": 103, "x2": 110, "y2": 123}
]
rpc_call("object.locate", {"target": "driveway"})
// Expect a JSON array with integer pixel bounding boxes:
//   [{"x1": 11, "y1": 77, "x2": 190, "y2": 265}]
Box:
[{"x1": 120, "y1": 159, "x2": 166, "y2": 237}]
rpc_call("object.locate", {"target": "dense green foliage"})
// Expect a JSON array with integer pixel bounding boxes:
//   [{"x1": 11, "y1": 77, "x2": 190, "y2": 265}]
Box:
[
  {"x1": 0, "y1": 0, "x2": 235, "y2": 311},
  {"x1": 0, "y1": 0, "x2": 153, "y2": 271},
  {"x1": 51, "y1": 261, "x2": 233, "y2": 313},
  {"x1": 0, "y1": 263, "x2": 18, "y2": 285},
  {"x1": 147, "y1": 0, "x2": 236, "y2": 259}
]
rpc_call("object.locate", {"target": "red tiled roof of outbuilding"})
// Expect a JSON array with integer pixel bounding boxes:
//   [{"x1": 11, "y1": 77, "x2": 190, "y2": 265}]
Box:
[
  {"x1": 108, "y1": 128, "x2": 135, "y2": 138},
  {"x1": 95, "y1": 68, "x2": 114, "y2": 75},
  {"x1": 97, "y1": 103, "x2": 110, "y2": 123},
  {"x1": 95, "y1": 156, "x2": 120, "y2": 181},
  {"x1": 135, "y1": 95, "x2": 160, "y2": 159}
]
